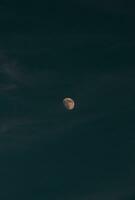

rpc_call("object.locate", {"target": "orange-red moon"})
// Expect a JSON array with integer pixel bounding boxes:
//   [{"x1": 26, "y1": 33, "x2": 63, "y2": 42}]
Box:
[{"x1": 63, "y1": 97, "x2": 75, "y2": 110}]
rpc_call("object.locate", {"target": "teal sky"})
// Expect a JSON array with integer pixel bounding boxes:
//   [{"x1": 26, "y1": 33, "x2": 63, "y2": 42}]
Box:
[{"x1": 0, "y1": 1, "x2": 135, "y2": 199}]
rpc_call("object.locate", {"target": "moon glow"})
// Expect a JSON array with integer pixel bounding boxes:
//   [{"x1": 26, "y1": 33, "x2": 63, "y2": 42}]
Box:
[{"x1": 63, "y1": 97, "x2": 75, "y2": 110}]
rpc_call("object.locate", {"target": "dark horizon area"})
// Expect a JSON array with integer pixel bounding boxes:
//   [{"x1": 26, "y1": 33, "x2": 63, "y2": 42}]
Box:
[{"x1": 0, "y1": 1, "x2": 135, "y2": 199}]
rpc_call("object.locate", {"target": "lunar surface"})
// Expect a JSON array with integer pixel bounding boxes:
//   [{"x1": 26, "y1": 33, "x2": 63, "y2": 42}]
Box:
[{"x1": 63, "y1": 97, "x2": 75, "y2": 110}]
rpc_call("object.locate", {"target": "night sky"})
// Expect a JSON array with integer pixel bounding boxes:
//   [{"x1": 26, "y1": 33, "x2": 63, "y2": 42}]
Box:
[{"x1": 0, "y1": 1, "x2": 135, "y2": 199}]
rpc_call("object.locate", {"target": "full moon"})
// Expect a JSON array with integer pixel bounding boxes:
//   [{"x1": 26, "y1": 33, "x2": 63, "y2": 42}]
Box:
[{"x1": 63, "y1": 97, "x2": 75, "y2": 110}]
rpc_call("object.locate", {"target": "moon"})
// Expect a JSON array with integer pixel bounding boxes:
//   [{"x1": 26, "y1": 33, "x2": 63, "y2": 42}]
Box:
[{"x1": 63, "y1": 97, "x2": 75, "y2": 110}]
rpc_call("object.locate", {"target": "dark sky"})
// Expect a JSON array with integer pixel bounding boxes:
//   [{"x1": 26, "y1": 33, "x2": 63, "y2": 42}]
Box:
[{"x1": 0, "y1": 1, "x2": 135, "y2": 199}]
